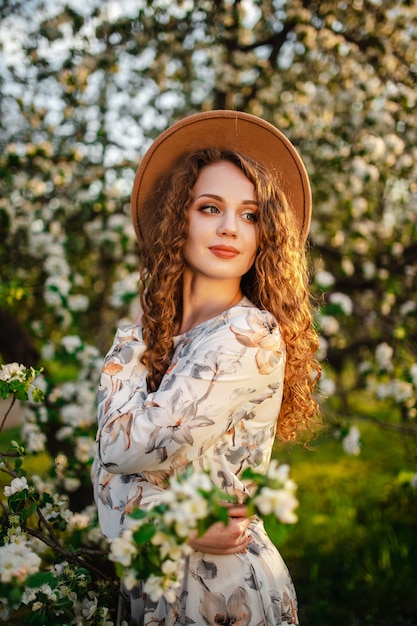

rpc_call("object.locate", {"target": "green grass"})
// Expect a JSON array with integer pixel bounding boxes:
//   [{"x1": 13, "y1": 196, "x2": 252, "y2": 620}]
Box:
[{"x1": 276, "y1": 422, "x2": 417, "y2": 626}]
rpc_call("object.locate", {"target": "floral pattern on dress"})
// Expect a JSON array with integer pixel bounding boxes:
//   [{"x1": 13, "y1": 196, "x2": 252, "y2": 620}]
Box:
[{"x1": 92, "y1": 298, "x2": 299, "y2": 625}]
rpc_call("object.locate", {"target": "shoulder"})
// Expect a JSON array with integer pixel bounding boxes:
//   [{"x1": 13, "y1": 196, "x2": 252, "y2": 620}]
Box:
[
  {"x1": 226, "y1": 301, "x2": 284, "y2": 354},
  {"x1": 112, "y1": 323, "x2": 144, "y2": 344},
  {"x1": 103, "y1": 324, "x2": 145, "y2": 364}
]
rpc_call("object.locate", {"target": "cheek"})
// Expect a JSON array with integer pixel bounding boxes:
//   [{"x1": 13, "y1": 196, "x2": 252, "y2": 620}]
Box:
[
  {"x1": 186, "y1": 217, "x2": 208, "y2": 245},
  {"x1": 183, "y1": 227, "x2": 202, "y2": 264}
]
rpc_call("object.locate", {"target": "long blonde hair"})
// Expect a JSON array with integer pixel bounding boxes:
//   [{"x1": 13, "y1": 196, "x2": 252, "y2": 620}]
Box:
[{"x1": 138, "y1": 148, "x2": 321, "y2": 441}]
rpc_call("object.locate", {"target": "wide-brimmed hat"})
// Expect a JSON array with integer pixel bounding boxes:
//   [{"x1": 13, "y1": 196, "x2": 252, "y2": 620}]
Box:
[{"x1": 131, "y1": 110, "x2": 312, "y2": 244}]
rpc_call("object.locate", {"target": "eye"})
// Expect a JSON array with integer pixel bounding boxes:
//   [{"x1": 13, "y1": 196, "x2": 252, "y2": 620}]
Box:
[
  {"x1": 242, "y1": 211, "x2": 258, "y2": 223},
  {"x1": 199, "y1": 204, "x2": 221, "y2": 214}
]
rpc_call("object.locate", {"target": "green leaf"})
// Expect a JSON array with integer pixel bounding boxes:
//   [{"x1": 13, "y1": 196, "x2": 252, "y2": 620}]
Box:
[
  {"x1": 26, "y1": 571, "x2": 55, "y2": 588},
  {"x1": 22, "y1": 499, "x2": 38, "y2": 522},
  {"x1": 133, "y1": 522, "x2": 157, "y2": 544},
  {"x1": 129, "y1": 507, "x2": 149, "y2": 520},
  {"x1": 25, "y1": 608, "x2": 48, "y2": 626},
  {"x1": 14, "y1": 388, "x2": 29, "y2": 402},
  {"x1": 8, "y1": 585, "x2": 23, "y2": 605},
  {"x1": 0, "y1": 381, "x2": 11, "y2": 399},
  {"x1": 263, "y1": 514, "x2": 289, "y2": 546}
]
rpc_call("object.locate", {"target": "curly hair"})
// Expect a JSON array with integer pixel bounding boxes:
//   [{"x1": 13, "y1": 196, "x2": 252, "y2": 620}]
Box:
[{"x1": 138, "y1": 148, "x2": 321, "y2": 441}]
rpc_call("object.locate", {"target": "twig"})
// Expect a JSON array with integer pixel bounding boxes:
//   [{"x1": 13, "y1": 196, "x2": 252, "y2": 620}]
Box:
[
  {"x1": 0, "y1": 396, "x2": 16, "y2": 433},
  {"x1": 24, "y1": 525, "x2": 115, "y2": 582},
  {"x1": 356, "y1": 413, "x2": 417, "y2": 435},
  {"x1": 0, "y1": 453, "x2": 20, "y2": 475}
]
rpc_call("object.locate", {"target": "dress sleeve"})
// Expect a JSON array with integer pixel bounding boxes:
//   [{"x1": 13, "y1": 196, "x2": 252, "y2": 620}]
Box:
[{"x1": 96, "y1": 308, "x2": 286, "y2": 475}]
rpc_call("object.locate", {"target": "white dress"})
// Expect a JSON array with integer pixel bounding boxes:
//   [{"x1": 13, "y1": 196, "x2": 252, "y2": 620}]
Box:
[{"x1": 91, "y1": 298, "x2": 299, "y2": 625}]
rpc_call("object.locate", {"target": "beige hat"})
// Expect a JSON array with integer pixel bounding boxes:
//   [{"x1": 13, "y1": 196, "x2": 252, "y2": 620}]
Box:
[{"x1": 131, "y1": 110, "x2": 312, "y2": 244}]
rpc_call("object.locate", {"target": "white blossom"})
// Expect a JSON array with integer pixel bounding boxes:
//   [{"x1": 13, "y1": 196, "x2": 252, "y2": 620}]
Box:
[
  {"x1": 0, "y1": 362, "x2": 26, "y2": 382},
  {"x1": 163, "y1": 497, "x2": 208, "y2": 537},
  {"x1": 319, "y1": 373, "x2": 336, "y2": 396},
  {"x1": 40, "y1": 341, "x2": 55, "y2": 361},
  {"x1": 67, "y1": 513, "x2": 90, "y2": 532},
  {"x1": 319, "y1": 315, "x2": 340, "y2": 335},
  {"x1": 342, "y1": 426, "x2": 361, "y2": 456},
  {"x1": 161, "y1": 559, "x2": 178, "y2": 576},
  {"x1": 315, "y1": 270, "x2": 335, "y2": 287},
  {"x1": 21, "y1": 588, "x2": 37, "y2": 605},
  {"x1": 82, "y1": 592, "x2": 98, "y2": 619},
  {"x1": 162, "y1": 584, "x2": 180, "y2": 604},
  {"x1": 358, "y1": 360, "x2": 372, "y2": 375},
  {"x1": 38, "y1": 583, "x2": 58, "y2": 601},
  {"x1": 0, "y1": 540, "x2": 41, "y2": 583},
  {"x1": 391, "y1": 380, "x2": 414, "y2": 403},
  {"x1": 384, "y1": 133, "x2": 405, "y2": 155},
  {"x1": 151, "y1": 531, "x2": 184, "y2": 560},
  {"x1": 316, "y1": 336, "x2": 328, "y2": 361},
  {"x1": 110, "y1": 271, "x2": 140, "y2": 308},
  {"x1": 142, "y1": 573, "x2": 181, "y2": 603},
  {"x1": 266, "y1": 460, "x2": 292, "y2": 487},
  {"x1": 376, "y1": 379, "x2": 414, "y2": 403},
  {"x1": 77, "y1": 344, "x2": 101, "y2": 369},
  {"x1": 400, "y1": 300, "x2": 416, "y2": 316},
  {"x1": 362, "y1": 261, "x2": 376, "y2": 279},
  {"x1": 254, "y1": 487, "x2": 298, "y2": 524},
  {"x1": 122, "y1": 569, "x2": 138, "y2": 591},
  {"x1": 375, "y1": 382, "x2": 389, "y2": 400},
  {"x1": 44, "y1": 275, "x2": 71, "y2": 297},
  {"x1": 4, "y1": 476, "x2": 29, "y2": 497},
  {"x1": 56, "y1": 426, "x2": 74, "y2": 441},
  {"x1": 74, "y1": 436, "x2": 96, "y2": 463},
  {"x1": 67, "y1": 294, "x2": 89, "y2": 312},
  {"x1": 60, "y1": 404, "x2": 92, "y2": 429},
  {"x1": 329, "y1": 292, "x2": 353, "y2": 315},
  {"x1": 21, "y1": 422, "x2": 47, "y2": 453},
  {"x1": 375, "y1": 342, "x2": 394, "y2": 371},
  {"x1": 44, "y1": 288, "x2": 63, "y2": 307},
  {"x1": 44, "y1": 254, "x2": 70, "y2": 277},
  {"x1": 61, "y1": 335, "x2": 83, "y2": 353},
  {"x1": 142, "y1": 574, "x2": 166, "y2": 602},
  {"x1": 109, "y1": 530, "x2": 137, "y2": 567},
  {"x1": 64, "y1": 477, "x2": 81, "y2": 492},
  {"x1": 362, "y1": 134, "x2": 386, "y2": 161}
]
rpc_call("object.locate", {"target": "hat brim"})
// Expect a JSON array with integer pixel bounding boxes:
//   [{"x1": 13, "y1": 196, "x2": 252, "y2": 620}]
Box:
[{"x1": 131, "y1": 110, "x2": 311, "y2": 244}]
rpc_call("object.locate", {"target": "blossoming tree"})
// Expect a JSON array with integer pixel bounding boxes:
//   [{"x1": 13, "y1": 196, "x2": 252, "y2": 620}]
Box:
[{"x1": 0, "y1": 0, "x2": 416, "y2": 623}]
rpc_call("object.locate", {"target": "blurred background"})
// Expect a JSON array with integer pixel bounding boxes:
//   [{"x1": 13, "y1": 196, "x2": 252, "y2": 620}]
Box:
[{"x1": 0, "y1": 1, "x2": 416, "y2": 624}]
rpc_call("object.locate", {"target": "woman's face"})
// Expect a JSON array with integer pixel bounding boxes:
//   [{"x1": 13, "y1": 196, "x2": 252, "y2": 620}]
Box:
[{"x1": 184, "y1": 160, "x2": 259, "y2": 283}]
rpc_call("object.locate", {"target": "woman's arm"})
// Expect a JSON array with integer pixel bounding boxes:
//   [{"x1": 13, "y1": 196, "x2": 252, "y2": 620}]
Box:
[
  {"x1": 96, "y1": 308, "x2": 285, "y2": 476},
  {"x1": 188, "y1": 504, "x2": 252, "y2": 555}
]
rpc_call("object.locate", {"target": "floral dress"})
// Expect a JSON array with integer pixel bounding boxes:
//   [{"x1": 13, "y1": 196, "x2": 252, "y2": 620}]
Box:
[{"x1": 91, "y1": 298, "x2": 299, "y2": 626}]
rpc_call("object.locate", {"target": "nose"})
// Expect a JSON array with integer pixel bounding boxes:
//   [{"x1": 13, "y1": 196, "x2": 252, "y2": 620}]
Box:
[{"x1": 217, "y1": 208, "x2": 238, "y2": 237}]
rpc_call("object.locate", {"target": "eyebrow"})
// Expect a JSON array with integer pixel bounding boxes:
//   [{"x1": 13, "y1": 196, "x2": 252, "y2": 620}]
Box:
[{"x1": 195, "y1": 193, "x2": 258, "y2": 206}]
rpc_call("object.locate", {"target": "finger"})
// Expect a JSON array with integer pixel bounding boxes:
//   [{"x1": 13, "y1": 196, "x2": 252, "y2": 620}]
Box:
[{"x1": 227, "y1": 504, "x2": 248, "y2": 518}]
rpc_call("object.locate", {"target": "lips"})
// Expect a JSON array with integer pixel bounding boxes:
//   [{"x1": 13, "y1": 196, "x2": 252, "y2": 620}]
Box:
[{"x1": 209, "y1": 245, "x2": 240, "y2": 259}]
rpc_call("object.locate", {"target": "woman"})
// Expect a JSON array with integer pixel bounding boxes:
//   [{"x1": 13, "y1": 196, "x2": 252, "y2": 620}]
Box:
[{"x1": 92, "y1": 110, "x2": 321, "y2": 625}]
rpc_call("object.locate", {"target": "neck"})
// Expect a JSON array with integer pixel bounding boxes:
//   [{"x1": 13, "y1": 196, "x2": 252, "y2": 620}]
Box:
[{"x1": 178, "y1": 275, "x2": 243, "y2": 334}]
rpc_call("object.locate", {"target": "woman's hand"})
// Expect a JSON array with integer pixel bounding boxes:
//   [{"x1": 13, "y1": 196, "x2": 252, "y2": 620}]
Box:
[{"x1": 188, "y1": 504, "x2": 252, "y2": 555}]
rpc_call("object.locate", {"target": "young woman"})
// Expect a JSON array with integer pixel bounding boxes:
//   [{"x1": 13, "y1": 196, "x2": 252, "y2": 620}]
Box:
[{"x1": 92, "y1": 110, "x2": 321, "y2": 625}]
